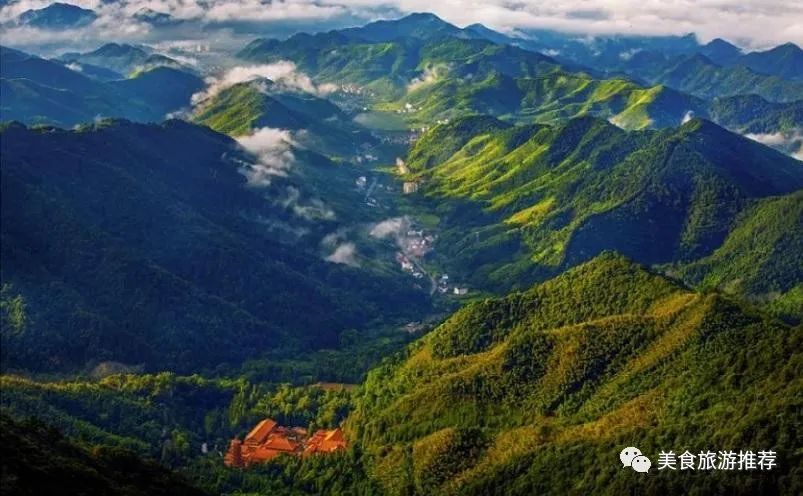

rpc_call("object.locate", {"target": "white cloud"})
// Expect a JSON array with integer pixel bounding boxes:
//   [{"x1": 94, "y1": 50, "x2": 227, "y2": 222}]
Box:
[
  {"x1": 280, "y1": 185, "x2": 336, "y2": 220},
  {"x1": 191, "y1": 61, "x2": 333, "y2": 105},
  {"x1": 237, "y1": 127, "x2": 296, "y2": 186},
  {"x1": 681, "y1": 110, "x2": 695, "y2": 124},
  {"x1": 407, "y1": 64, "x2": 448, "y2": 91},
  {"x1": 2, "y1": 1, "x2": 801, "y2": 52},
  {"x1": 744, "y1": 130, "x2": 803, "y2": 160},
  {"x1": 619, "y1": 48, "x2": 641, "y2": 61},
  {"x1": 369, "y1": 216, "x2": 410, "y2": 239},
  {"x1": 744, "y1": 131, "x2": 792, "y2": 146},
  {"x1": 325, "y1": 242, "x2": 360, "y2": 266}
]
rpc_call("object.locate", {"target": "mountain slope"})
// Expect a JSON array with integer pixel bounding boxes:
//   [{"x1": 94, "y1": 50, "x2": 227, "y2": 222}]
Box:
[
  {"x1": 194, "y1": 81, "x2": 310, "y2": 135},
  {"x1": 238, "y1": 33, "x2": 561, "y2": 101},
  {"x1": 17, "y1": 2, "x2": 96, "y2": 29},
  {"x1": 110, "y1": 66, "x2": 204, "y2": 116},
  {"x1": 400, "y1": 71, "x2": 707, "y2": 129},
  {"x1": 1, "y1": 46, "x2": 202, "y2": 126},
  {"x1": 1, "y1": 413, "x2": 207, "y2": 496},
  {"x1": 739, "y1": 43, "x2": 803, "y2": 81},
  {"x1": 635, "y1": 54, "x2": 803, "y2": 102},
  {"x1": 192, "y1": 79, "x2": 379, "y2": 158},
  {"x1": 0, "y1": 120, "x2": 427, "y2": 373},
  {"x1": 59, "y1": 43, "x2": 187, "y2": 76},
  {"x1": 670, "y1": 191, "x2": 803, "y2": 318},
  {"x1": 340, "y1": 12, "x2": 464, "y2": 42},
  {"x1": 708, "y1": 94, "x2": 803, "y2": 134},
  {"x1": 402, "y1": 116, "x2": 803, "y2": 300},
  {"x1": 350, "y1": 254, "x2": 802, "y2": 495}
]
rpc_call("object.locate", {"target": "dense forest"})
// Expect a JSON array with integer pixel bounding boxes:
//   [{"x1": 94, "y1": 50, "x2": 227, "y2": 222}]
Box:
[
  {"x1": 1, "y1": 8, "x2": 801, "y2": 496},
  {"x1": 349, "y1": 254, "x2": 802, "y2": 495}
]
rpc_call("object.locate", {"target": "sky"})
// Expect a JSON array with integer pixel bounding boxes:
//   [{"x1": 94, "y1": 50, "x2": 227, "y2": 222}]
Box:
[{"x1": 1, "y1": 0, "x2": 801, "y2": 51}]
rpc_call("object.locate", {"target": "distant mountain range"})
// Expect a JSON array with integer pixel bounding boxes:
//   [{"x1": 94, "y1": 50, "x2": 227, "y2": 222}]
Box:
[
  {"x1": 0, "y1": 46, "x2": 202, "y2": 126},
  {"x1": 237, "y1": 13, "x2": 802, "y2": 152},
  {"x1": 402, "y1": 115, "x2": 802, "y2": 315},
  {"x1": 59, "y1": 43, "x2": 192, "y2": 76},
  {"x1": 16, "y1": 2, "x2": 96, "y2": 30},
  {"x1": 192, "y1": 79, "x2": 377, "y2": 157}
]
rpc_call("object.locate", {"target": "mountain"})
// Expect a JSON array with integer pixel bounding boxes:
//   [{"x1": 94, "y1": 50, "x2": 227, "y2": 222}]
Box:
[
  {"x1": 59, "y1": 43, "x2": 188, "y2": 76},
  {"x1": 401, "y1": 71, "x2": 707, "y2": 130},
  {"x1": 235, "y1": 21, "x2": 799, "y2": 139},
  {"x1": 237, "y1": 30, "x2": 561, "y2": 101},
  {"x1": 340, "y1": 12, "x2": 464, "y2": 42},
  {"x1": 192, "y1": 79, "x2": 376, "y2": 157},
  {"x1": 350, "y1": 254, "x2": 801, "y2": 495},
  {"x1": 653, "y1": 54, "x2": 803, "y2": 102},
  {"x1": 670, "y1": 190, "x2": 803, "y2": 319},
  {"x1": 109, "y1": 66, "x2": 204, "y2": 115},
  {"x1": 0, "y1": 120, "x2": 428, "y2": 373},
  {"x1": 698, "y1": 38, "x2": 742, "y2": 65},
  {"x1": 512, "y1": 30, "x2": 700, "y2": 68},
  {"x1": 739, "y1": 43, "x2": 803, "y2": 81},
  {"x1": 133, "y1": 8, "x2": 180, "y2": 27},
  {"x1": 17, "y1": 2, "x2": 96, "y2": 29},
  {"x1": 194, "y1": 81, "x2": 307, "y2": 135},
  {"x1": 401, "y1": 115, "x2": 803, "y2": 304},
  {"x1": 1, "y1": 46, "x2": 203, "y2": 126},
  {"x1": 1, "y1": 414, "x2": 207, "y2": 496},
  {"x1": 708, "y1": 94, "x2": 803, "y2": 134}
]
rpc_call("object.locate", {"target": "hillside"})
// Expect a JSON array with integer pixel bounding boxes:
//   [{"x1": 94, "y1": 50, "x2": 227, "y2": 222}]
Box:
[
  {"x1": 739, "y1": 43, "x2": 803, "y2": 81},
  {"x1": 624, "y1": 53, "x2": 803, "y2": 102},
  {"x1": 350, "y1": 254, "x2": 802, "y2": 495},
  {"x1": 234, "y1": 18, "x2": 800, "y2": 142},
  {"x1": 16, "y1": 2, "x2": 97, "y2": 29},
  {"x1": 400, "y1": 71, "x2": 707, "y2": 130},
  {"x1": 709, "y1": 94, "x2": 803, "y2": 134},
  {"x1": 59, "y1": 43, "x2": 189, "y2": 76},
  {"x1": 0, "y1": 46, "x2": 202, "y2": 126},
  {"x1": 0, "y1": 120, "x2": 428, "y2": 373},
  {"x1": 192, "y1": 79, "x2": 376, "y2": 157},
  {"x1": 670, "y1": 191, "x2": 803, "y2": 319},
  {"x1": 401, "y1": 116, "x2": 803, "y2": 304},
  {"x1": 237, "y1": 32, "x2": 561, "y2": 101},
  {"x1": 1, "y1": 413, "x2": 206, "y2": 496}
]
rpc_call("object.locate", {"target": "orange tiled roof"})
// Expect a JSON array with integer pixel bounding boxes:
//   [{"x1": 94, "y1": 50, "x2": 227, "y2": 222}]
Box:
[
  {"x1": 263, "y1": 435, "x2": 298, "y2": 452},
  {"x1": 324, "y1": 429, "x2": 344, "y2": 443},
  {"x1": 247, "y1": 446, "x2": 284, "y2": 463},
  {"x1": 245, "y1": 418, "x2": 278, "y2": 444},
  {"x1": 228, "y1": 419, "x2": 346, "y2": 467}
]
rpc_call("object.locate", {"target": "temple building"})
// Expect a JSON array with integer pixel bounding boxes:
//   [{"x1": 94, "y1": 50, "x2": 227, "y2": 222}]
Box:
[{"x1": 224, "y1": 418, "x2": 346, "y2": 468}]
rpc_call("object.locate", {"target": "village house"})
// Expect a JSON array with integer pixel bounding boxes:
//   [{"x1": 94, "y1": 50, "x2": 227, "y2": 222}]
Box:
[
  {"x1": 224, "y1": 418, "x2": 347, "y2": 468},
  {"x1": 403, "y1": 181, "x2": 420, "y2": 194}
]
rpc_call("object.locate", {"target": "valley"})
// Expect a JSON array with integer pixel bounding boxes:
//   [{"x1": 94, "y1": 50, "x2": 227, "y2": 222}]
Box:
[{"x1": 0, "y1": 7, "x2": 801, "y2": 496}]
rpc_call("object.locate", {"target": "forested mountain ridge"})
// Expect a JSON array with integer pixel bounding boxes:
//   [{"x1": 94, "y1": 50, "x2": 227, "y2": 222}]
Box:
[
  {"x1": 349, "y1": 254, "x2": 802, "y2": 495},
  {"x1": 192, "y1": 79, "x2": 378, "y2": 157},
  {"x1": 1, "y1": 413, "x2": 208, "y2": 496},
  {"x1": 237, "y1": 30, "x2": 562, "y2": 101},
  {"x1": 0, "y1": 9, "x2": 801, "y2": 496},
  {"x1": 0, "y1": 46, "x2": 203, "y2": 127},
  {"x1": 234, "y1": 14, "x2": 802, "y2": 145},
  {"x1": 0, "y1": 119, "x2": 428, "y2": 373},
  {"x1": 401, "y1": 115, "x2": 803, "y2": 312}
]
